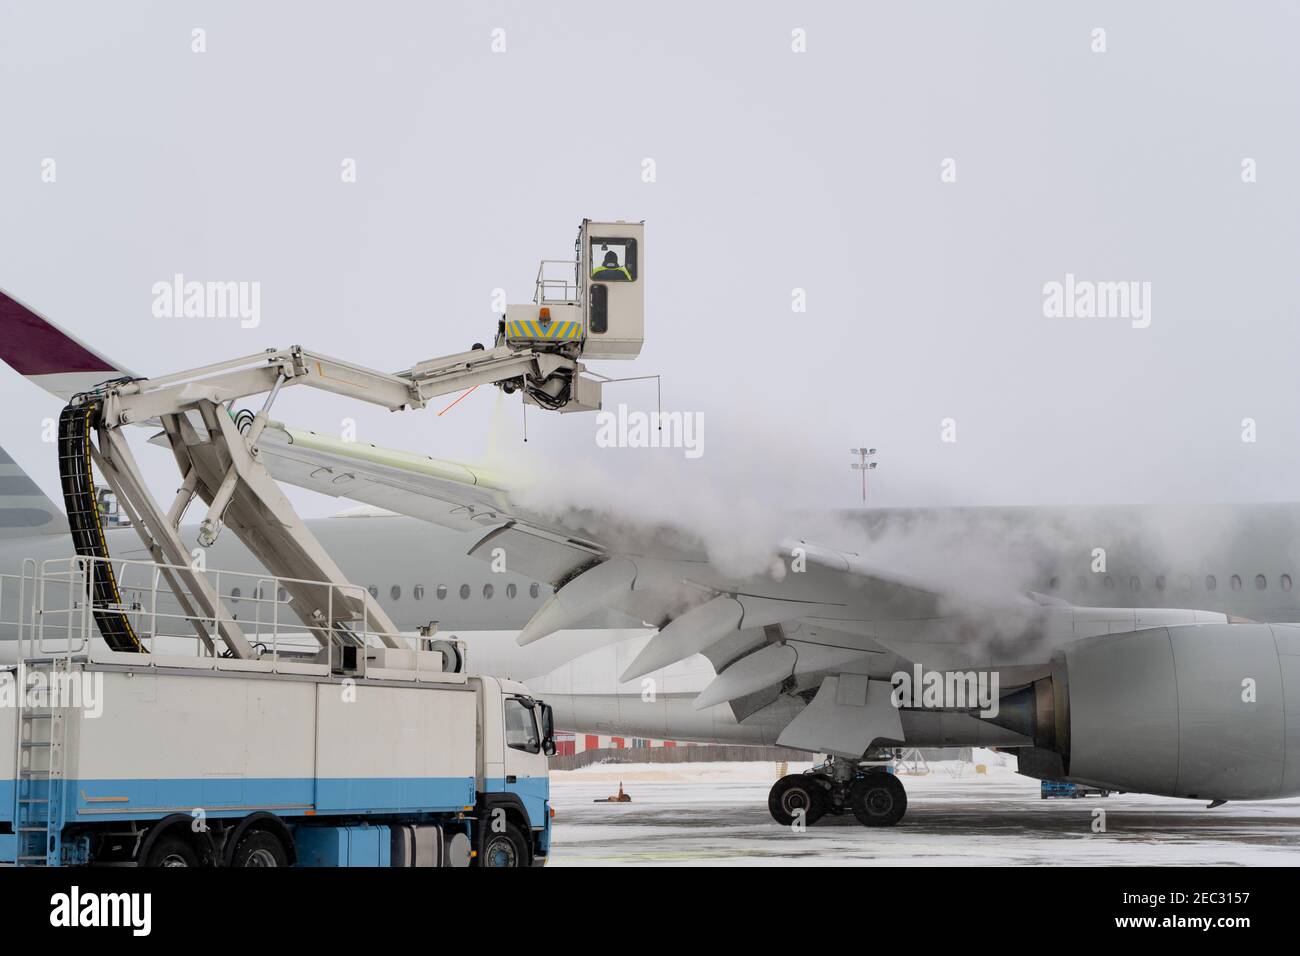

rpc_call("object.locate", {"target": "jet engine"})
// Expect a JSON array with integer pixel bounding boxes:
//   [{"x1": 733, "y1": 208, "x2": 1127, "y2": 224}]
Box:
[{"x1": 992, "y1": 622, "x2": 1300, "y2": 801}]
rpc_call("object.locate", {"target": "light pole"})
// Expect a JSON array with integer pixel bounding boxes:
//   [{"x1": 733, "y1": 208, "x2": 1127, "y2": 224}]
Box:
[{"x1": 851, "y1": 447, "x2": 878, "y2": 503}]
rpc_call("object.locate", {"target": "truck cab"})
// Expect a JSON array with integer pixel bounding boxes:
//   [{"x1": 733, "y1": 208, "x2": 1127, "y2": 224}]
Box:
[{"x1": 474, "y1": 676, "x2": 555, "y2": 866}]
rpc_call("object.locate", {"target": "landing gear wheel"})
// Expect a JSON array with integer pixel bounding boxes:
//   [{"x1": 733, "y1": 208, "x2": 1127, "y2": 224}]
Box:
[
  {"x1": 230, "y1": 829, "x2": 289, "y2": 867},
  {"x1": 849, "y1": 772, "x2": 907, "y2": 827},
  {"x1": 768, "y1": 774, "x2": 827, "y2": 827},
  {"x1": 143, "y1": 834, "x2": 199, "y2": 867},
  {"x1": 479, "y1": 822, "x2": 531, "y2": 868}
]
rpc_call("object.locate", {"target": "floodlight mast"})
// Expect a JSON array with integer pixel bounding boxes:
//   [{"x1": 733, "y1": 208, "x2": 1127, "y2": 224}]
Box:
[
  {"x1": 850, "y1": 447, "x2": 878, "y2": 502},
  {"x1": 60, "y1": 218, "x2": 646, "y2": 662}
]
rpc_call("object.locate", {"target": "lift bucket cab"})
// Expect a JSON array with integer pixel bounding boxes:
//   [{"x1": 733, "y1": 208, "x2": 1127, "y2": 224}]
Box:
[{"x1": 502, "y1": 220, "x2": 644, "y2": 412}]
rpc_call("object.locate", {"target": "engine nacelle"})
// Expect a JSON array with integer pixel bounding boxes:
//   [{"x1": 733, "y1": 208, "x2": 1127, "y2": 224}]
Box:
[{"x1": 996, "y1": 622, "x2": 1300, "y2": 800}]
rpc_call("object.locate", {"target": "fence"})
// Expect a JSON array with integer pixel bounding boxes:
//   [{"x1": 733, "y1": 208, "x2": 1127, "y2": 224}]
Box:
[{"x1": 549, "y1": 744, "x2": 809, "y2": 771}]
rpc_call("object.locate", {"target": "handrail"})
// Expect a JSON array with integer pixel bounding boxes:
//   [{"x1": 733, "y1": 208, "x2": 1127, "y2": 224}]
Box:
[
  {"x1": 5, "y1": 556, "x2": 463, "y2": 682},
  {"x1": 33, "y1": 555, "x2": 416, "y2": 665},
  {"x1": 534, "y1": 258, "x2": 581, "y2": 305}
]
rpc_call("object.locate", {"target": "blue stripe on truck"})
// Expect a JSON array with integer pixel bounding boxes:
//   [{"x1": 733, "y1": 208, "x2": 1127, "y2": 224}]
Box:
[
  {"x1": 44, "y1": 775, "x2": 480, "y2": 821},
  {"x1": 5, "y1": 778, "x2": 549, "y2": 823},
  {"x1": 489, "y1": 776, "x2": 550, "y2": 832}
]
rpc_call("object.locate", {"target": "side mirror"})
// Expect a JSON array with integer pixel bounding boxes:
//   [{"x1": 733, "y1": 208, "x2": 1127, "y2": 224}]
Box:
[{"x1": 540, "y1": 702, "x2": 556, "y2": 756}]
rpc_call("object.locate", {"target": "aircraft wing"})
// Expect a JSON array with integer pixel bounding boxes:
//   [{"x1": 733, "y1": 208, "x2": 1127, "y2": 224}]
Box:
[
  {"x1": 252, "y1": 421, "x2": 1061, "y2": 755},
  {"x1": 252, "y1": 424, "x2": 519, "y2": 535}
]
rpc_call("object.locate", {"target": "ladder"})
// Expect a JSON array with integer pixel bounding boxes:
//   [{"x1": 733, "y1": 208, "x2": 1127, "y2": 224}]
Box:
[{"x1": 13, "y1": 659, "x2": 67, "y2": 867}]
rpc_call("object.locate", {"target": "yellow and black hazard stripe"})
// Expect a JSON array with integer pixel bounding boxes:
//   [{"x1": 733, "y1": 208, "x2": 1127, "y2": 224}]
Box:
[
  {"x1": 505, "y1": 319, "x2": 582, "y2": 341},
  {"x1": 56, "y1": 401, "x2": 144, "y2": 652}
]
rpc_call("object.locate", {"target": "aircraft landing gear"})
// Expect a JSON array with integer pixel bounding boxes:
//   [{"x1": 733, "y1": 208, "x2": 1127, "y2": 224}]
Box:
[
  {"x1": 768, "y1": 756, "x2": 908, "y2": 828},
  {"x1": 768, "y1": 773, "x2": 828, "y2": 826},
  {"x1": 848, "y1": 770, "x2": 907, "y2": 826}
]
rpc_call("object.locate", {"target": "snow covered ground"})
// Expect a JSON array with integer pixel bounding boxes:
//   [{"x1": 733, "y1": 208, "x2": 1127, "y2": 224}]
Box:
[{"x1": 547, "y1": 753, "x2": 1300, "y2": 866}]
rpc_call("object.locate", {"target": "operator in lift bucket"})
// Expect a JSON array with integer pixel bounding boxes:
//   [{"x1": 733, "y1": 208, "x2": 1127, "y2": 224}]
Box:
[{"x1": 592, "y1": 249, "x2": 631, "y2": 281}]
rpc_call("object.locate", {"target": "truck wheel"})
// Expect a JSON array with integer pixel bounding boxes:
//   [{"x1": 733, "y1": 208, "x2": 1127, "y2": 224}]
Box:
[
  {"x1": 768, "y1": 774, "x2": 826, "y2": 827},
  {"x1": 143, "y1": 834, "x2": 200, "y2": 867},
  {"x1": 849, "y1": 772, "x2": 907, "y2": 827},
  {"x1": 479, "y1": 822, "x2": 530, "y2": 868},
  {"x1": 230, "y1": 829, "x2": 289, "y2": 867}
]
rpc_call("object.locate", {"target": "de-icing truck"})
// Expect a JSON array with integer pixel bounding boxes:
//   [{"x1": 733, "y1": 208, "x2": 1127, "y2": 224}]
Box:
[
  {"x1": 1, "y1": 217, "x2": 648, "y2": 869},
  {"x1": 1, "y1": 560, "x2": 555, "y2": 869}
]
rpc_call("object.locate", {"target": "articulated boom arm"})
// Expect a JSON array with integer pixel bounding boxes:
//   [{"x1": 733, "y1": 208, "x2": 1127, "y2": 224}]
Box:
[
  {"x1": 57, "y1": 217, "x2": 644, "y2": 661},
  {"x1": 64, "y1": 339, "x2": 601, "y2": 662},
  {"x1": 100, "y1": 341, "x2": 597, "y2": 426}
]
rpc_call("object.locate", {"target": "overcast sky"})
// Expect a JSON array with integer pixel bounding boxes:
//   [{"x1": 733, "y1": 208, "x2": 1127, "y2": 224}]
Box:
[{"x1": 2, "y1": 1, "x2": 1298, "y2": 523}]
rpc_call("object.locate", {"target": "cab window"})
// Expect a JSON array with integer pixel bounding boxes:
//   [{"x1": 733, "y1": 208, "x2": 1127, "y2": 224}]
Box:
[
  {"x1": 590, "y1": 238, "x2": 637, "y2": 281},
  {"x1": 503, "y1": 697, "x2": 541, "y2": 754}
]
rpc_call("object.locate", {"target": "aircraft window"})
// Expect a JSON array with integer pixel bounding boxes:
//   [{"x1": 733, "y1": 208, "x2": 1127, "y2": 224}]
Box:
[
  {"x1": 1155, "y1": 575, "x2": 1166, "y2": 591},
  {"x1": 530, "y1": 583, "x2": 540, "y2": 599},
  {"x1": 459, "y1": 584, "x2": 470, "y2": 600},
  {"x1": 590, "y1": 238, "x2": 637, "y2": 282},
  {"x1": 507, "y1": 583, "x2": 517, "y2": 598},
  {"x1": 1129, "y1": 576, "x2": 1140, "y2": 592},
  {"x1": 1103, "y1": 575, "x2": 1114, "y2": 590},
  {"x1": 1255, "y1": 575, "x2": 1267, "y2": 591},
  {"x1": 231, "y1": 587, "x2": 241, "y2": 604},
  {"x1": 1283, "y1": 575, "x2": 1293, "y2": 592},
  {"x1": 1230, "y1": 575, "x2": 1242, "y2": 591},
  {"x1": 483, "y1": 583, "x2": 494, "y2": 599},
  {"x1": 390, "y1": 585, "x2": 401, "y2": 601},
  {"x1": 368, "y1": 586, "x2": 378, "y2": 598},
  {"x1": 278, "y1": 588, "x2": 287, "y2": 602},
  {"x1": 414, "y1": 585, "x2": 425, "y2": 600},
  {"x1": 1048, "y1": 576, "x2": 1059, "y2": 590},
  {"x1": 1205, "y1": 575, "x2": 1217, "y2": 591},
  {"x1": 437, "y1": 585, "x2": 448, "y2": 600}
]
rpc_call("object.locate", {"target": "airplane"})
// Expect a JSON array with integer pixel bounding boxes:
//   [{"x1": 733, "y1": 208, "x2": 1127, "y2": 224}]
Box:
[{"x1": 3, "y1": 286, "x2": 1299, "y2": 829}]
